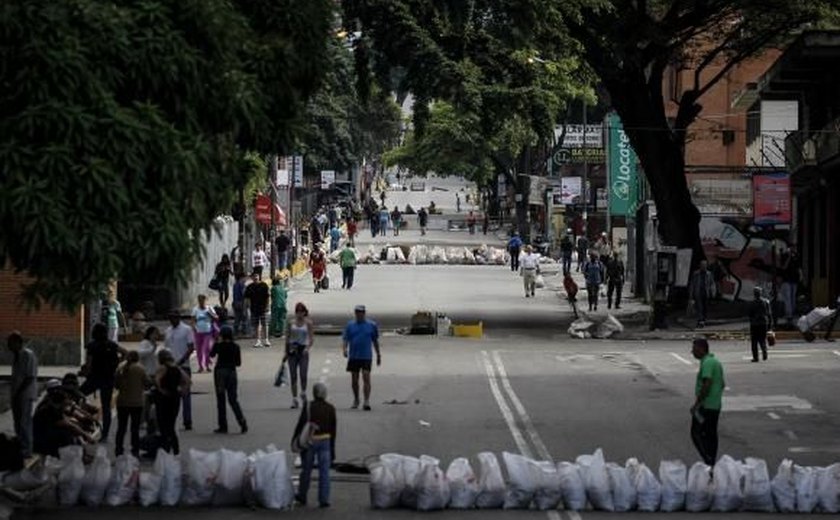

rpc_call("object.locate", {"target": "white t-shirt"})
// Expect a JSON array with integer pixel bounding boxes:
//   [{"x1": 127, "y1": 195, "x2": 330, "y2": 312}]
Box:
[
  {"x1": 252, "y1": 249, "x2": 268, "y2": 267},
  {"x1": 137, "y1": 339, "x2": 158, "y2": 377},
  {"x1": 164, "y1": 322, "x2": 194, "y2": 367},
  {"x1": 520, "y1": 253, "x2": 541, "y2": 270}
]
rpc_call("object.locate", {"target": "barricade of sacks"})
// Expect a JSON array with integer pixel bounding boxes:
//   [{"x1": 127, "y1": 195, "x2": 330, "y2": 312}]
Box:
[
  {"x1": 369, "y1": 449, "x2": 840, "y2": 513},
  {"x1": 10, "y1": 444, "x2": 297, "y2": 508},
  {"x1": 406, "y1": 245, "x2": 509, "y2": 265}
]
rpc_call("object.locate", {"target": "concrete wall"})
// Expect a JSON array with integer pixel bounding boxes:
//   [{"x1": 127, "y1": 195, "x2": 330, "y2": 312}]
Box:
[{"x1": 179, "y1": 216, "x2": 240, "y2": 309}]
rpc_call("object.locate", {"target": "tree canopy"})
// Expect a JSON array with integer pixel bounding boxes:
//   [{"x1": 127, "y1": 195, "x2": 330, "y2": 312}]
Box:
[{"x1": 0, "y1": 0, "x2": 333, "y2": 308}]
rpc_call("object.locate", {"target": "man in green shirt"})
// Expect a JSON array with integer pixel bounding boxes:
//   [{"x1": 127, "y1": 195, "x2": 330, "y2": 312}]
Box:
[
  {"x1": 339, "y1": 244, "x2": 357, "y2": 290},
  {"x1": 690, "y1": 337, "x2": 725, "y2": 466}
]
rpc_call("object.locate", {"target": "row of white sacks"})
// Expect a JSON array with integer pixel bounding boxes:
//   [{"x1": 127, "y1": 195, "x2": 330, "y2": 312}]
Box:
[
  {"x1": 8, "y1": 445, "x2": 296, "y2": 508},
  {"x1": 329, "y1": 245, "x2": 554, "y2": 266},
  {"x1": 369, "y1": 449, "x2": 840, "y2": 513}
]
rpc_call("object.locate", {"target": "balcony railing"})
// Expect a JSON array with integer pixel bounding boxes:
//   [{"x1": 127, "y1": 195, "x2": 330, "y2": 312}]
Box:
[{"x1": 786, "y1": 116, "x2": 840, "y2": 173}]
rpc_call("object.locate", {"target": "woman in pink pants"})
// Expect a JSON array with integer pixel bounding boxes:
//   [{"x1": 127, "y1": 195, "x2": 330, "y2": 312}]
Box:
[{"x1": 192, "y1": 294, "x2": 218, "y2": 373}]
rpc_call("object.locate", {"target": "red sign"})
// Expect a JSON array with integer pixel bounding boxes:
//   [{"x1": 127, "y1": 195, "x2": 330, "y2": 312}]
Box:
[
  {"x1": 255, "y1": 194, "x2": 272, "y2": 225},
  {"x1": 753, "y1": 172, "x2": 791, "y2": 225}
]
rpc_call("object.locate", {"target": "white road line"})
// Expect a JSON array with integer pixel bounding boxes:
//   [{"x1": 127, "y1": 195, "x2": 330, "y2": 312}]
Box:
[
  {"x1": 325, "y1": 358, "x2": 333, "y2": 365},
  {"x1": 767, "y1": 412, "x2": 781, "y2": 420},
  {"x1": 670, "y1": 353, "x2": 693, "y2": 365},
  {"x1": 784, "y1": 430, "x2": 799, "y2": 441},
  {"x1": 480, "y1": 351, "x2": 533, "y2": 459},
  {"x1": 491, "y1": 350, "x2": 554, "y2": 461},
  {"x1": 566, "y1": 512, "x2": 583, "y2": 520},
  {"x1": 741, "y1": 354, "x2": 809, "y2": 360},
  {"x1": 321, "y1": 367, "x2": 330, "y2": 374}
]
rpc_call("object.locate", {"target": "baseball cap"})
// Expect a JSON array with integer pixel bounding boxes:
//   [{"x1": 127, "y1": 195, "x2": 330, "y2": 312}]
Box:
[{"x1": 354, "y1": 305, "x2": 366, "y2": 313}]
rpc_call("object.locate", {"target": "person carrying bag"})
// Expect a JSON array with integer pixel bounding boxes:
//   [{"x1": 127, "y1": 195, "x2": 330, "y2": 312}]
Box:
[{"x1": 291, "y1": 383, "x2": 336, "y2": 508}]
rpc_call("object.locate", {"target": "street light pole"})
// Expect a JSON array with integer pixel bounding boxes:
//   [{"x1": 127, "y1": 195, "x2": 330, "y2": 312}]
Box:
[{"x1": 582, "y1": 99, "x2": 588, "y2": 238}]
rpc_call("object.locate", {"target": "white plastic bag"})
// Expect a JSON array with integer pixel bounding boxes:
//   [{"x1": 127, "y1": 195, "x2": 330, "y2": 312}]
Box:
[
  {"x1": 607, "y1": 462, "x2": 636, "y2": 512},
  {"x1": 534, "y1": 274, "x2": 546, "y2": 289},
  {"x1": 370, "y1": 463, "x2": 401, "y2": 509},
  {"x1": 686, "y1": 462, "x2": 714, "y2": 512},
  {"x1": 476, "y1": 452, "x2": 505, "y2": 509},
  {"x1": 181, "y1": 449, "x2": 221, "y2": 506},
  {"x1": 770, "y1": 459, "x2": 796, "y2": 513},
  {"x1": 252, "y1": 449, "x2": 294, "y2": 510},
  {"x1": 57, "y1": 445, "x2": 85, "y2": 506},
  {"x1": 398, "y1": 455, "x2": 423, "y2": 509},
  {"x1": 213, "y1": 449, "x2": 247, "y2": 505},
  {"x1": 742, "y1": 457, "x2": 774, "y2": 512},
  {"x1": 157, "y1": 450, "x2": 182, "y2": 506},
  {"x1": 105, "y1": 454, "x2": 140, "y2": 506},
  {"x1": 503, "y1": 452, "x2": 538, "y2": 509},
  {"x1": 711, "y1": 455, "x2": 744, "y2": 512},
  {"x1": 534, "y1": 460, "x2": 562, "y2": 511},
  {"x1": 415, "y1": 458, "x2": 450, "y2": 511},
  {"x1": 794, "y1": 464, "x2": 819, "y2": 513},
  {"x1": 817, "y1": 464, "x2": 840, "y2": 513},
  {"x1": 446, "y1": 457, "x2": 479, "y2": 509},
  {"x1": 576, "y1": 448, "x2": 614, "y2": 511},
  {"x1": 81, "y1": 446, "x2": 112, "y2": 506},
  {"x1": 627, "y1": 459, "x2": 661, "y2": 512},
  {"x1": 557, "y1": 462, "x2": 587, "y2": 511},
  {"x1": 658, "y1": 459, "x2": 687, "y2": 511},
  {"x1": 138, "y1": 471, "x2": 162, "y2": 507}
]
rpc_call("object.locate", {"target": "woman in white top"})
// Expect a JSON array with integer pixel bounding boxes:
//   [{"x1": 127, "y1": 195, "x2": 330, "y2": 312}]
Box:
[
  {"x1": 137, "y1": 326, "x2": 160, "y2": 378},
  {"x1": 285, "y1": 302, "x2": 314, "y2": 409},
  {"x1": 192, "y1": 294, "x2": 218, "y2": 373}
]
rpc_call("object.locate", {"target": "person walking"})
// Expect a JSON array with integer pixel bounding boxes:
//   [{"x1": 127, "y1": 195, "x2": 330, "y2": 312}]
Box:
[
  {"x1": 576, "y1": 235, "x2": 589, "y2": 272},
  {"x1": 390, "y1": 206, "x2": 402, "y2": 237},
  {"x1": 456, "y1": 192, "x2": 461, "y2": 213},
  {"x1": 309, "y1": 244, "x2": 328, "y2": 293},
  {"x1": 780, "y1": 247, "x2": 801, "y2": 326},
  {"x1": 244, "y1": 271, "x2": 270, "y2": 347},
  {"x1": 339, "y1": 243, "x2": 357, "y2": 290},
  {"x1": 482, "y1": 213, "x2": 489, "y2": 235},
  {"x1": 690, "y1": 338, "x2": 724, "y2": 466},
  {"x1": 563, "y1": 272, "x2": 580, "y2": 318},
  {"x1": 560, "y1": 231, "x2": 574, "y2": 275},
  {"x1": 293, "y1": 382, "x2": 336, "y2": 509},
  {"x1": 163, "y1": 310, "x2": 195, "y2": 431},
  {"x1": 467, "y1": 211, "x2": 477, "y2": 235},
  {"x1": 606, "y1": 253, "x2": 625, "y2": 310},
  {"x1": 114, "y1": 351, "x2": 146, "y2": 457},
  {"x1": 191, "y1": 294, "x2": 218, "y2": 373},
  {"x1": 137, "y1": 326, "x2": 159, "y2": 379},
  {"x1": 251, "y1": 243, "x2": 269, "y2": 280},
  {"x1": 507, "y1": 232, "x2": 523, "y2": 272},
  {"x1": 81, "y1": 323, "x2": 124, "y2": 442},
  {"x1": 275, "y1": 231, "x2": 291, "y2": 271},
  {"x1": 329, "y1": 225, "x2": 341, "y2": 253},
  {"x1": 270, "y1": 277, "x2": 288, "y2": 338},
  {"x1": 213, "y1": 254, "x2": 233, "y2": 308},
  {"x1": 346, "y1": 218, "x2": 357, "y2": 247},
  {"x1": 286, "y1": 303, "x2": 314, "y2": 409},
  {"x1": 104, "y1": 294, "x2": 124, "y2": 343},
  {"x1": 154, "y1": 350, "x2": 190, "y2": 455},
  {"x1": 595, "y1": 232, "x2": 612, "y2": 266},
  {"x1": 417, "y1": 207, "x2": 429, "y2": 236},
  {"x1": 749, "y1": 287, "x2": 773, "y2": 362},
  {"x1": 210, "y1": 326, "x2": 248, "y2": 434},
  {"x1": 342, "y1": 305, "x2": 381, "y2": 411},
  {"x1": 520, "y1": 245, "x2": 541, "y2": 298},
  {"x1": 232, "y1": 272, "x2": 249, "y2": 337},
  {"x1": 378, "y1": 206, "x2": 390, "y2": 237},
  {"x1": 689, "y1": 260, "x2": 716, "y2": 328},
  {"x1": 7, "y1": 332, "x2": 37, "y2": 459},
  {"x1": 582, "y1": 251, "x2": 605, "y2": 311}
]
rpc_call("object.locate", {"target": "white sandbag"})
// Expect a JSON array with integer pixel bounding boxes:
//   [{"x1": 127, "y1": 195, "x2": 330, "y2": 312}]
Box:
[
  {"x1": 398, "y1": 455, "x2": 423, "y2": 508},
  {"x1": 794, "y1": 464, "x2": 819, "y2": 513},
  {"x1": 770, "y1": 458, "x2": 796, "y2": 513},
  {"x1": 817, "y1": 463, "x2": 840, "y2": 513},
  {"x1": 252, "y1": 450, "x2": 294, "y2": 510},
  {"x1": 407, "y1": 246, "x2": 419, "y2": 265},
  {"x1": 379, "y1": 453, "x2": 407, "y2": 492},
  {"x1": 534, "y1": 274, "x2": 546, "y2": 289},
  {"x1": 58, "y1": 445, "x2": 85, "y2": 506},
  {"x1": 81, "y1": 446, "x2": 112, "y2": 506},
  {"x1": 476, "y1": 452, "x2": 505, "y2": 509},
  {"x1": 415, "y1": 458, "x2": 450, "y2": 511},
  {"x1": 447, "y1": 247, "x2": 462, "y2": 265},
  {"x1": 1, "y1": 466, "x2": 48, "y2": 491},
  {"x1": 502, "y1": 452, "x2": 538, "y2": 509},
  {"x1": 742, "y1": 457, "x2": 774, "y2": 512},
  {"x1": 797, "y1": 306, "x2": 833, "y2": 332},
  {"x1": 557, "y1": 462, "x2": 587, "y2": 511},
  {"x1": 627, "y1": 459, "x2": 661, "y2": 512},
  {"x1": 576, "y1": 448, "x2": 614, "y2": 511},
  {"x1": 462, "y1": 247, "x2": 476, "y2": 265},
  {"x1": 157, "y1": 450, "x2": 182, "y2": 506},
  {"x1": 394, "y1": 247, "x2": 406, "y2": 262},
  {"x1": 607, "y1": 462, "x2": 636, "y2": 511},
  {"x1": 181, "y1": 449, "x2": 221, "y2": 506},
  {"x1": 138, "y1": 471, "x2": 162, "y2": 507},
  {"x1": 658, "y1": 459, "x2": 687, "y2": 511},
  {"x1": 446, "y1": 457, "x2": 479, "y2": 509},
  {"x1": 243, "y1": 449, "x2": 267, "y2": 508},
  {"x1": 213, "y1": 449, "x2": 247, "y2": 506},
  {"x1": 534, "y1": 460, "x2": 562, "y2": 511},
  {"x1": 370, "y1": 463, "x2": 401, "y2": 509},
  {"x1": 105, "y1": 454, "x2": 140, "y2": 506},
  {"x1": 711, "y1": 455, "x2": 744, "y2": 512},
  {"x1": 686, "y1": 462, "x2": 713, "y2": 512}
]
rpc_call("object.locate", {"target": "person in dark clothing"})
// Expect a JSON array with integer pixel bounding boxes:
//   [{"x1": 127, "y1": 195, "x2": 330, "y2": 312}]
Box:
[
  {"x1": 210, "y1": 326, "x2": 248, "y2": 434},
  {"x1": 748, "y1": 287, "x2": 773, "y2": 362},
  {"x1": 275, "y1": 231, "x2": 291, "y2": 271},
  {"x1": 293, "y1": 382, "x2": 337, "y2": 508},
  {"x1": 507, "y1": 233, "x2": 523, "y2": 272},
  {"x1": 826, "y1": 294, "x2": 840, "y2": 342},
  {"x1": 576, "y1": 236, "x2": 589, "y2": 272},
  {"x1": 559, "y1": 232, "x2": 574, "y2": 275},
  {"x1": 582, "y1": 252, "x2": 605, "y2": 311},
  {"x1": 417, "y1": 207, "x2": 429, "y2": 236},
  {"x1": 605, "y1": 253, "x2": 625, "y2": 310},
  {"x1": 232, "y1": 272, "x2": 249, "y2": 336},
  {"x1": 563, "y1": 272, "x2": 579, "y2": 318},
  {"x1": 214, "y1": 254, "x2": 233, "y2": 308},
  {"x1": 33, "y1": 384, "x2": 92, "y2": 457},
  {"x1": 154, "y1": 350, "x2": 190, "y2": 455},
  {"x1": 80, "y1": 323, "x2": 125, "y2": 442},
  {"x1": 482, "y1": 213, "x2": 489, "y2": 235},
  {"x1": 245, "y1": 272, "x2": 271, "y2": 348},
  {"x1": 689, "y1": 260, "x2": 716, "y2": 328}
]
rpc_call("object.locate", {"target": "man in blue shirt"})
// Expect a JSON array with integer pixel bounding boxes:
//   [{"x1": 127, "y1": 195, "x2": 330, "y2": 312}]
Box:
[
  {"x1": 342, "y1": 305, "x2": 381, "y2": 411},
  {"x1": 507, "y1": 232, "x2": 523, "y2": 272}
]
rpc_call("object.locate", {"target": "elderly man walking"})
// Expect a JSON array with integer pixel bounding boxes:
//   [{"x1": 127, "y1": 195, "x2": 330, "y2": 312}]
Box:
[
  {"x1": 342, "y1": 305, "x2": 381, "y2": 411},
  {"x1": 520, "y1": 245, "x2": 541, "y2": 298},
  {"x1": 8, "y1": 332, "x2": 37, "y2": 459}
]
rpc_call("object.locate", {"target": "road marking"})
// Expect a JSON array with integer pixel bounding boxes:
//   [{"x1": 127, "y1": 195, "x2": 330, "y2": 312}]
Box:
[
  {"x1": 566, "y1": 512, "x2": 583, "y2": 520},
  {"x1": 742, "y1": 354, "x2": 809, "y2": 360},
  {"x1": 325, "y1": 358, "x2": 332, "y2": 365},
  {"x1": 321, "y1": 367, "x2": 330, "y2": 374},
  {"x1": 480, "y1": 351, "x2": 533, "y2": 459},
  {"x1": 724, "y1": 395, "x2": 813, "y2": 411},
  {"x1": 784, "y1": 430, "x2": 799, "y2": 441},
  {"x1": 833, "y1": 350, "x2": 840, "y2": 357},
  {"x1": 767, "y1": 412, "x2": 781, "y2": 420},
  {"x1": 670, "y1": 353, "x2": 693, "y2": 365}
]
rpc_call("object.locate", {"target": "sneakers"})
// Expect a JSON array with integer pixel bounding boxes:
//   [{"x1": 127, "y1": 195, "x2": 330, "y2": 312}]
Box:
[
  {"x1": 253, "y1": 342, "x2": 263, "y2": 348},
  {"x1": 363, "y1": 403, "x2": 372, "y2": 411},
  {"x1": 351, "y1": 400, "x2": 360, "y2": 409},
  {"x1": 240, "y1": 422, "x2": 248, "y2": 434},
  {"x1": 264, "y1": 341, "x2": 271, "y2": 348},
  {"x1": 213, "y1": 428, "x2": 228, "y2": 434},
  {"x1": 291, "y1": 398, "x2": 299, "y2": 409}
]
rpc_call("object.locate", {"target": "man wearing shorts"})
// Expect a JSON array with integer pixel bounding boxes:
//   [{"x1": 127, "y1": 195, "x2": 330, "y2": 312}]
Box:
[{"x1": 342, "y1": 305, "x2": 381, "y2": 411}]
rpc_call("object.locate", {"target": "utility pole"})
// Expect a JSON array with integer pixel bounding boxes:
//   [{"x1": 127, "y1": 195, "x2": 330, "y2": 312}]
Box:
[
  {"x1": 268, "y1": 154, "x2": 278, "y2": 276},
  {"x1": 582, "y1": 99, "x2": 589, "y2": 238}
]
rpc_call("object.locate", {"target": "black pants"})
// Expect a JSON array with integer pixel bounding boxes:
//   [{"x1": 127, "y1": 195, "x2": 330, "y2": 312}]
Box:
[
  {"x1": 607, "y1": 281, "x2": 623, "y2": 308},
  {"x1": 155, "y1": 395, "x2": 181, "y2": 455},
  {"x1": 586, "y1": 283, "x2": 599, "y2": 310},
  {"x1": 115, "y1": 406, "x2": 142, "y2": 456},
  {"x1": 825, "y1": 309, "x2": 839, "y2": 340},
  {"x1": 342, "y1": 266, "x2": 355, "y2": 289},
  {"x1": 562, "y1": 255, "x2": 572, "y2": 275},
  {"x1": 214, "y1": 367, "x2": 247, "y2": 431},
  {"x1": 691, "y1": 407, "x2": 720, "y2": 466},
  {"x1": 750, "y1": 325, "x2": 768, "y2": 361},
  {"x1": 510, "y1": 248, "x2": 520, "y2": 271},
  {"x1": 80, "y1": 379, "x2": 114, "y2": 440}
]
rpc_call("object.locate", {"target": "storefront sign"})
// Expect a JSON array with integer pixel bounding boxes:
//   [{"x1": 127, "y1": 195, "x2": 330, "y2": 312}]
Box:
[
  {"x1": 559, "y1": 176, "x2": 582, "y2": 204},
  {"x1": 255, "y1": 194, "x2": 271, "y2": 225},
  {"x1": 607, "y1": 112, "x2": 639, "y2": 216},
  {"x1": 276, "y1": 169, "x2": 289, "y2": 187},
  {"x1": 753, "y1": 172, "x2": 791, "y2": 225},
  {"x1": 554, "y1": 124, "x2": 603, "y2": 148},
  {"x1": 284, "y1": 156, "x2": 304, "y2": 187},
  {"x1": 320, "y1": 170, "x2": 335, "y2": 190}
]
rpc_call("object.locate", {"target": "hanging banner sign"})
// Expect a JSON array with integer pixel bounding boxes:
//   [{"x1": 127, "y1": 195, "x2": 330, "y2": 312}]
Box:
[
  {"x1": 320, "y1": 170, "x2": 335, "y2": 190},
  {"x1": 607, "y1": 112, "x2": 639, "y2": 216},
  {"x1": 753, "y1": 172, "x2": 791, "y2": 225}
]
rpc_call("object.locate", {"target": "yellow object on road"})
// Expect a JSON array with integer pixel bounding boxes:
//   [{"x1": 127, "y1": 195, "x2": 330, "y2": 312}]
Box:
[{"x1": 452, "y1": 322, "x2": 483, "y2": 338}]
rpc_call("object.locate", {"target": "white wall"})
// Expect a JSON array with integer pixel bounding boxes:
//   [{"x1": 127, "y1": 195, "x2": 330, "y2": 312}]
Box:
[
  {"x1": 179, "y1": 216, "x2": 239, "y2": 307},
  {"x1": 746, "y1": 100, "x2": 799, "y2": 167}
]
